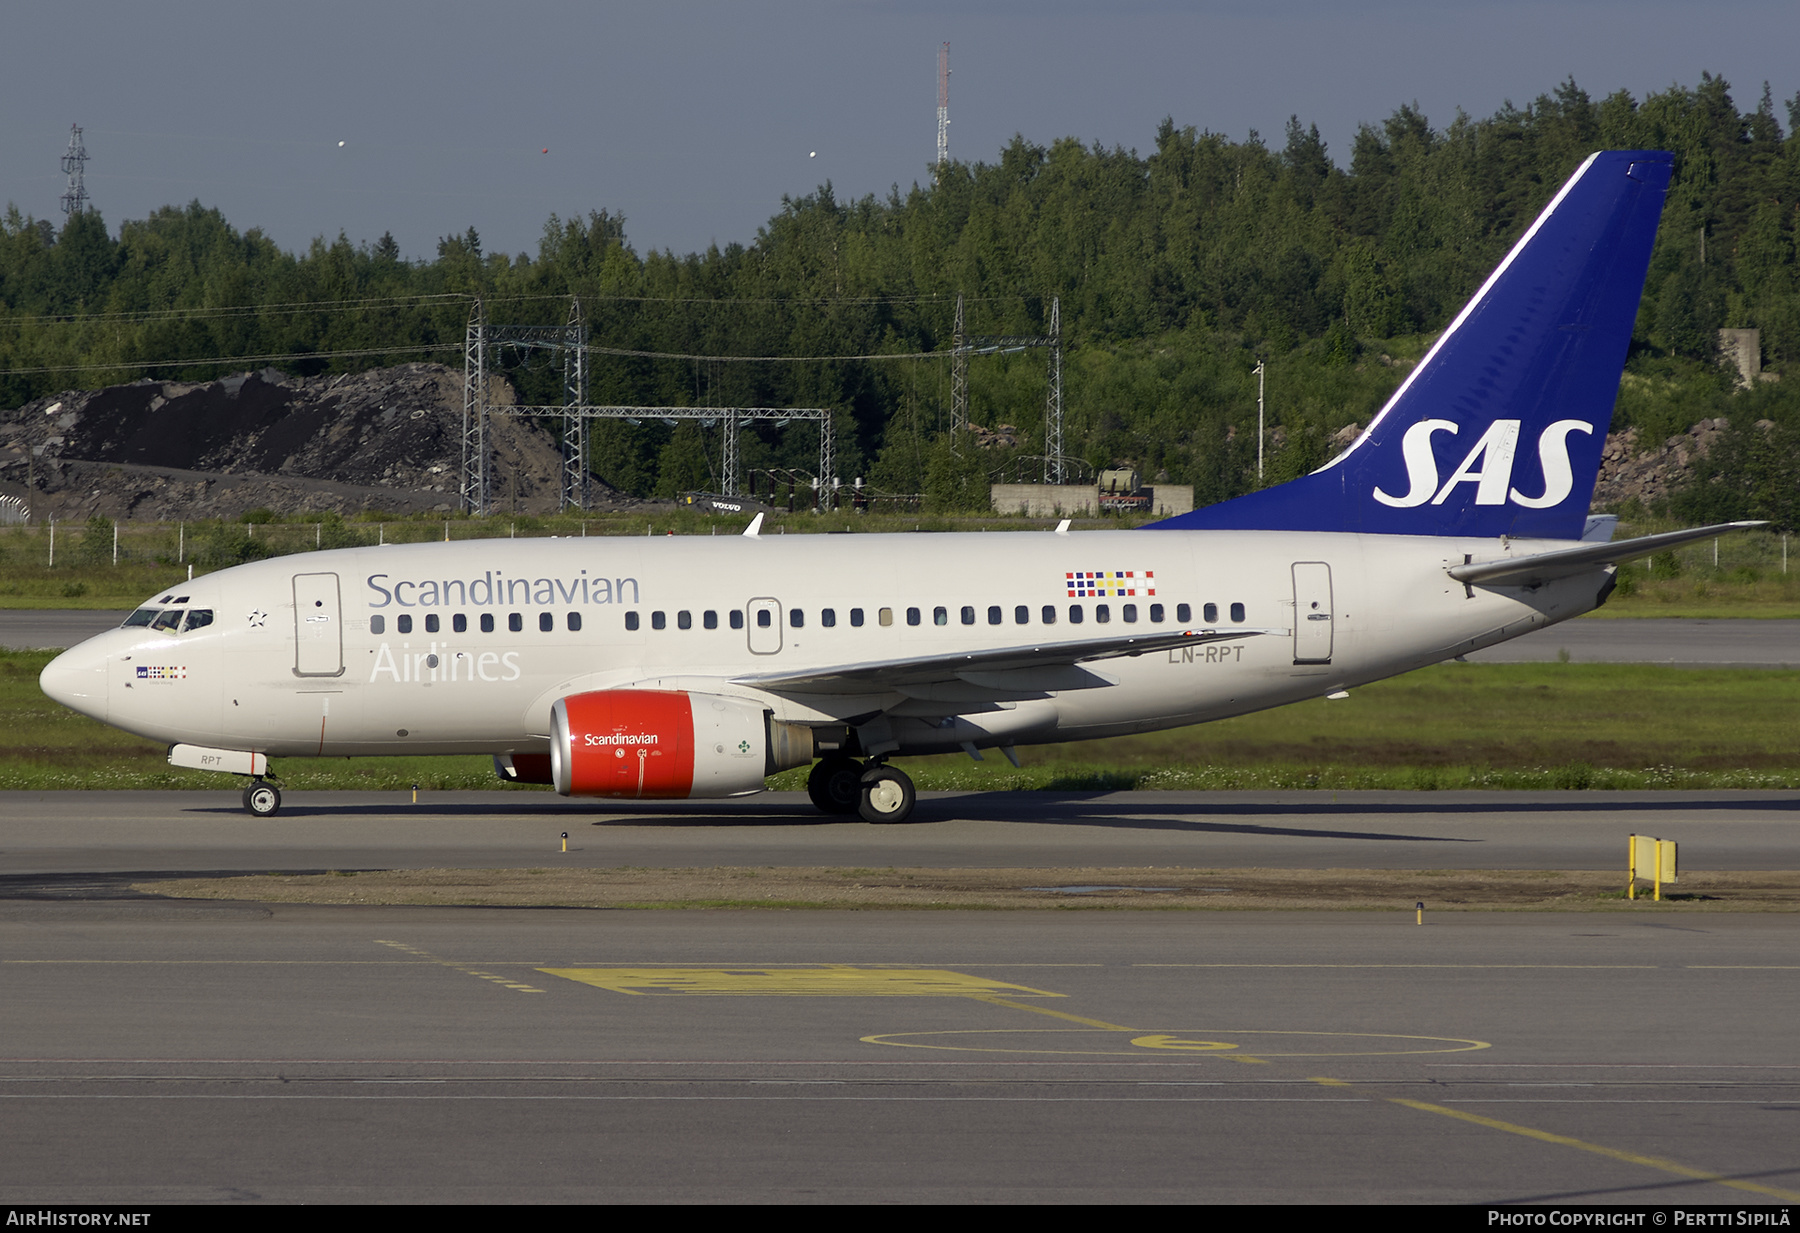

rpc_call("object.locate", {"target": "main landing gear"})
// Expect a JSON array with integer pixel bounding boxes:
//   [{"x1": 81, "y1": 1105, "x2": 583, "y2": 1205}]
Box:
[
  {"x1": 241, "y1": 779, "x2": 282, "y2": 818},
  {"x1": 806, "y1": 756, "x2": 918, "y2": 825}
]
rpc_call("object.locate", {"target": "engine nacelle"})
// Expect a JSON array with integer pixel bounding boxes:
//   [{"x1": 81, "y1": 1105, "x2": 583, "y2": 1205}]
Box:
[{"x1": 548, "y1": 689, "x2": 813, "y2": 799}]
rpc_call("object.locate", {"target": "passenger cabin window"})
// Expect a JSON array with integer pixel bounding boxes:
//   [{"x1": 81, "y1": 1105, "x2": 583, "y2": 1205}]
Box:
[
  {"x1": 730, "y1": 610, "x2": 744, "y2": 630},
  {"x1": 1014, "y1": 606, "x2": 1029, "y2": 625},
  {"x1": 453, "y1": 614, "x2": 468, "y2": 633},
  {"x1": 1178, "y1": 603, "x2": 1193, "y2": 623},
  {"x1": 397, "y1": 615, "x2": 413, "y2": 634},
  {"x1": 1150, "y1": 603, "x2": 1164, "y2": 623},
  {"x1": 1122, "y1": 604, "x2": 1137, "y2": 623},
  {"x1": 933, "y1": 607, "x2": 948, "y2": 627},
  {"x1": 651, "y1": 611, "x2": 666, "y2": 630},
  {"x1": 1096, "y1": 604, "x2": 1111, "y2": 624},
  {"x1": 425, "y1": 614, "x2": 439, "y2": 633},
  {"x1": 370, "y1": 615, "x2": 385, "y2": 634},
  {"x1": 1041, "y1": 605, "x2": 1056, "y2": 625},
  {"x1": 1230, "y1": 602, "x2": 1246, "y2": 623},
  {"x1": 756, "y1": 610, "x2": 771, "y2": 629},
  {"x1": 1068, "y1": 605, "x2": 1084, "y2": 625},
  {"x1": 481, "y1": 614, "x2": 495, "y2": 633},
  {"x1": 539, "y1": 612, "x2": 554, "y2": 632},
  {"x1": 624, "y1": 612, "x2": 640, "y2": 631},
  {"x1": 879, "y1": 608, "x2": 894, "y2": 627},
  {"x1": 960, "y1": 606, "x2": 976, "y2": 626},
  {"x1": 790, "y1": 609, "x2": 804, "y2": 629},
  {"x1": 677, "y1": 610, "x2": 692, "y2": 630},
  {"x1": 850, "y1": 609, "x2": 864, "y2": 627},
  {"x1": 821, "y1": 609, "x2": 836, "y2": 628},
  {"x1": 508, "y1": 613, "x2": 523, "y2": 632},
  {"x1": 704, "y1": 610, "x2": 718, "y2": 630},
  {"x1": 567, "y1": 612, "x2": 582, "y2": 632},
  {"x1": 1203, "y1": 603, "x2": 1218, "y2": 624},
  {"x1": 906, "y1": 608, "x2": 920, "y2": 627}
]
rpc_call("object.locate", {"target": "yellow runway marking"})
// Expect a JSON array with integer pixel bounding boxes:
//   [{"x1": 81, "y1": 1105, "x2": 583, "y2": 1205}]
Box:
[
  {"x1": 970, "y1": 995, "x2": 1130, "y2": 1029},
  {"x1": 375, "y1": 940, "x2": 546, "y2": 993},
  {"x1": 1135, "y1": 964, "x2": 1659, "y2": 970},
  {"x1": 540, "y1": 966, "x2": 1063, "y2": 997},
  {"x1": 1131, "y1": 1035, "x2": 1240, "y2": 1051},
  {"x1": 1308, "y1": 1077, "x2": 1800, "y2": 1202},
  {"x1": 863, "y1": 1029, "x2": 1486, "y2": 1060}
]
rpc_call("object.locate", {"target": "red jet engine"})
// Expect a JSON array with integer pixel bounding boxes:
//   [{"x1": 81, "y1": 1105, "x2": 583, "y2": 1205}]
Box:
[{"x1": 549, "y1": 689, "x2": 812, "y2": 799}]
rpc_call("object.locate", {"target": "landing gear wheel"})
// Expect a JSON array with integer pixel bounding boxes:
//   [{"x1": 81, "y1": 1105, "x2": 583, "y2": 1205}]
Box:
[
  {"x1": 858, "y1": 765, "x2": 916, "y2": 825},
  {"x1": 807, "y1": 756, "x2": 864, "y2": 815},
  {"x1": 242, "y1": 781, "x2": 281, "y2": 818}
]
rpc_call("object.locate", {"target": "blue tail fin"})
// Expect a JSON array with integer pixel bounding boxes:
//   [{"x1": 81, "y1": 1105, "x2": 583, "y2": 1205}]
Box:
[{"x1": 1147, "y1": 150, "x2": 1673, "y2": 539}]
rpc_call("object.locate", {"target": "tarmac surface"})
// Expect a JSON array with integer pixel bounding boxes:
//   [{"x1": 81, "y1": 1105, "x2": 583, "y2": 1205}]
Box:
[
  {"x1": 3, "y1": 789, "x2": 1799, "y2": 875},
  {"x1": 5, "y1": 610, "x2": 1796, "y2": 665},
  {"x1": 2, "y1": 789, "x2": 1798, "y2": 1204}
]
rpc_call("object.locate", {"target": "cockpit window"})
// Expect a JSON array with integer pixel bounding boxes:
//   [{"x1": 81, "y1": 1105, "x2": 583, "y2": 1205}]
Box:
[
  {"x1": 150, "y1": 609, "x2": 185, "y2": 632},
  {"x1": 122, "y1": 608, "x2": 160, "y2": 628},
  {"x1": 183, "y1": 610, "x2": 214, "y2": 632}
]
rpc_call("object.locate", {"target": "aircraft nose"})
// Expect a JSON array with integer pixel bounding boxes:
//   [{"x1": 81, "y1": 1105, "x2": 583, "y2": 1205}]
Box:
[{"x1": 40, "y1": 640, "x2": 109, "y2": 722}]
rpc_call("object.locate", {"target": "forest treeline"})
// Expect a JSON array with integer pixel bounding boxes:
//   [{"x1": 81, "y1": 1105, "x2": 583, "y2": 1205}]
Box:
[{"x1": 2, "y1": 74, "x2": 1797, "y2": 527}]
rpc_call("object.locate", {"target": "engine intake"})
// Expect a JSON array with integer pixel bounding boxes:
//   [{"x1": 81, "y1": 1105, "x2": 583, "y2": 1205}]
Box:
[{"x1": 549, "y1": 689, "x2": 812, "y2": 799}]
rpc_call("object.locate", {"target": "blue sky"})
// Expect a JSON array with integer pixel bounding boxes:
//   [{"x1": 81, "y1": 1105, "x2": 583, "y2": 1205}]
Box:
[{"x1": 2, "y1": 1, "x2": 1792, "y2": 261}]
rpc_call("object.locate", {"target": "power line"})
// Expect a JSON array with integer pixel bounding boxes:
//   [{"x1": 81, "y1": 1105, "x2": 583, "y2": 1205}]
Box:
[
  {"x1": 583, "y1": 344, "x2": 945, "y2": 363},
  {"x1": 2, "y1": 291, "x2": 1022, "y2": 330},
  {"x1": 0, "y1": 343, "x2": 461, "y2": 378},
  {"x1": 0, "y1": 294, "x2": 469, "y2": 327}
]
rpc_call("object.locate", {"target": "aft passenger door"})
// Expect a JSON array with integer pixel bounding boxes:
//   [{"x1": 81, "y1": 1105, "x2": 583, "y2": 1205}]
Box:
[
  {"x1": 745, "y1": 597, "x2": 782, "y2": 655},
  {"x1": 1291, "y1": 562, "x2": 1334, "y2": 665},
  {"x1": 293, "y1": 572, "x2": 344, "y2": 677}
]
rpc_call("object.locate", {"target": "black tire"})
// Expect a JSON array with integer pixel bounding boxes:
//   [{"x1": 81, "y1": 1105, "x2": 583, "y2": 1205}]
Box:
[
  {"x1": 857, "y1": 765, "x2": 916, "y2": 825},
  {"x1": 807, "y1": 756, "x2": 864, "y2": 815},
  {"x1": 243, "y1": 781, "x2": 281, "y2": 818}
]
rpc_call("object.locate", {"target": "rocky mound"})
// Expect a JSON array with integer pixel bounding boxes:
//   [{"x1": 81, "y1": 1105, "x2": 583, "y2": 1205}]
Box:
[
  {"x1": 1590, "y1": 418, "x2": 1732, "y2": 513},
  {"x1": 0, "y1": 364, "x2": 633, "y2": 522}
]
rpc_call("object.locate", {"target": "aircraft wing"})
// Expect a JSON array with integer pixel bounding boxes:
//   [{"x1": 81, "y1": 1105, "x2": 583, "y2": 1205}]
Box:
[
  {"x1": 730, "y1": 627, "x2": 1271, "y2": 696},
  {"x1": 1448, "y1": 521, "x2": 1766, "y2": 588}
]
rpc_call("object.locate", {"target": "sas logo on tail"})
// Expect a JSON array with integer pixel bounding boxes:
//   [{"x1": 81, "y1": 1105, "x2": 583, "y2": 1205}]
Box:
[{"x1": 1373, "y1": 419, "x2": 1593, "y2": 510}]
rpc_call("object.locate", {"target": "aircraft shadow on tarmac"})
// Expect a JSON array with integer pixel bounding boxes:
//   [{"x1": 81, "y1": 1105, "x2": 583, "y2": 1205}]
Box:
[{"x1": 180, "y1": 789, "x2": 1799, "y2": 840}]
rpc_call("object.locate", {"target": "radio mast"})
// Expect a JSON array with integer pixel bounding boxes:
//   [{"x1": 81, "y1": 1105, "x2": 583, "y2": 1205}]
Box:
[
  {"x1": 59, "y1": 124, "x2": 90, "y2": 217},
  {"x1": 935, "y1": 43, "x2": 950, "y2": 170}
]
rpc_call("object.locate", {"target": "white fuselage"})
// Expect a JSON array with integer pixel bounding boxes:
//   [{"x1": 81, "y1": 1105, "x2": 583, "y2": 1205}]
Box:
[{"x1": 42, "y1": 528, "x2": 1606, "y2": 769}]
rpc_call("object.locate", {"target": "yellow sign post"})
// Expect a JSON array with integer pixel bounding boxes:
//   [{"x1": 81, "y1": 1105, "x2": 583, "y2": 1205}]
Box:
[{"x1": 1628, "y1": 834, "x2": 1678, "y2": 901}]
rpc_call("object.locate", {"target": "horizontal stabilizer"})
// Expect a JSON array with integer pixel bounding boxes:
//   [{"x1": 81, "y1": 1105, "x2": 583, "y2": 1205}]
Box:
[{"x1": 1448, "y1": 522, "x2": 1766, "y2": 588}]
